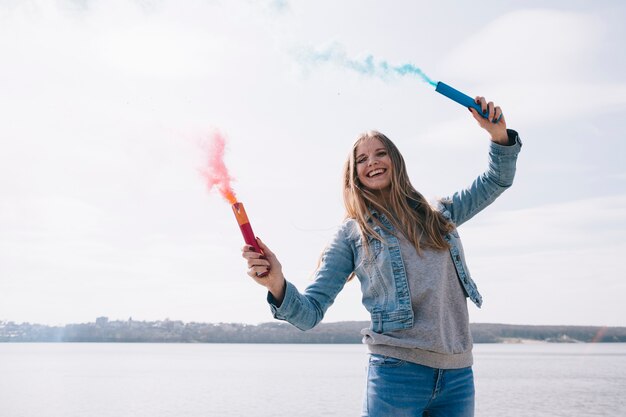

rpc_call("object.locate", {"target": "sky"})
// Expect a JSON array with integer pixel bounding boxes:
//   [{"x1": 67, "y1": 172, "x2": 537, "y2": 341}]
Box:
[{"x1": 1, "y1": 0, "x2": 625, "y2": 327}]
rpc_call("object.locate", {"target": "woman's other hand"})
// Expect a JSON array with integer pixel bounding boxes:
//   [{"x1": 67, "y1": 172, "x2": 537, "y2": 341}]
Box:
[
  {"x1": 241, "y1": 238, "x2": 286, "y2": 304},
  {"x1": 469, "y1": 96, "x2": 509, "y2": 145}
]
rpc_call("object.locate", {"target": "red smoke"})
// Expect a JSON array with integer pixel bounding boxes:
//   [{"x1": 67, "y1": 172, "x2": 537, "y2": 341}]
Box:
[{"x1": 200, "y1": 130, "x2": 237, "y2": 204}]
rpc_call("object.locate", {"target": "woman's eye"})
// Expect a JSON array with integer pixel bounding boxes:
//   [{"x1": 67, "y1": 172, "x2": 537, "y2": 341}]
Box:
[
  {"x1": 377, "y1": 151, "x2": 387, "y2": 157},
  {"x1": 357, "y1": 158, "x2": 366, "y2": 164}
]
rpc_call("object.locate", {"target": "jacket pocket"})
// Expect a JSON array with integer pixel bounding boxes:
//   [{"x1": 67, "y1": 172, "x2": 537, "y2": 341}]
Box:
[{"x1": 370, "y1": 309, "x2": 414, "y2": 334}]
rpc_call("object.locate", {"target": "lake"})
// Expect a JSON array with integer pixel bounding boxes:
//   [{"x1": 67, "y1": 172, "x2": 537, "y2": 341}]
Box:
[{"x1": 0, "y1": 343, "x2": 624, "y2": 416}]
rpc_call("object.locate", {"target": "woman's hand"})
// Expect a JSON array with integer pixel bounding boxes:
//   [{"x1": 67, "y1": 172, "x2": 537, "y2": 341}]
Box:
[
  {"x1": 241, "y1": 237, "x2": 286, "y2": 304},
  {"x1": 469, "y1": 96, "x2": 509, "y2": 145}
]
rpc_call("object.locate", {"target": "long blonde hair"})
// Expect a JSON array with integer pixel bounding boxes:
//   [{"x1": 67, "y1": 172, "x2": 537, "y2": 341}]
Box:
[{"x1": 343, "y1": 130, "x2": 454, "y2": 255}]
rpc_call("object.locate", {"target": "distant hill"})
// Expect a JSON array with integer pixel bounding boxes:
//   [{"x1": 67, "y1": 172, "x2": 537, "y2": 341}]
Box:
[{"x1": 1, "y1": 318, "x2": 625, "y2": 343}]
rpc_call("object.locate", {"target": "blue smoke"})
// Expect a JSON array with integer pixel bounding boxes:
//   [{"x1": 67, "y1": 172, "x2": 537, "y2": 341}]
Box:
[{"x1": 297, "y1": 44, "x2": 437, "y2": 87}]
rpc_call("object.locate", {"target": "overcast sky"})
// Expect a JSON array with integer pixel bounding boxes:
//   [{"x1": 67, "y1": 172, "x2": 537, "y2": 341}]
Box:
[{"x1": 1, "y1": 0, "x2": 625, "y2": 327}]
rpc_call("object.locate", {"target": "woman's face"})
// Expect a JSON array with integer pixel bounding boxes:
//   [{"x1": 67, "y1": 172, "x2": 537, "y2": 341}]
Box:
[{"x1": 355, "y1": 137, "x2": 392, "y2": 192}]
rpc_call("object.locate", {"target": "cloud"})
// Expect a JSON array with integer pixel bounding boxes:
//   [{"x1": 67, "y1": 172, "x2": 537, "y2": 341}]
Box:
[
  {"x1": 435, "y1": 9, "x2": 626, "y2": 126},
  {"x1": 493, "y1": 81, "x2": 626, "y2": 127},
  {"x1": 441, "y1": 9, "x2": 605, "y2": 83},
  {"x1": 461, "y1": 194, "x2": 626, "y2": 325},
  {"x1": 461, "y1": 193, "x2": 626, "y2": 253}
]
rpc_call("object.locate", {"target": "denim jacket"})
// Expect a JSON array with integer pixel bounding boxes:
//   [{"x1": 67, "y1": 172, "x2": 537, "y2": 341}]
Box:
[{"x1": 269, "y1": 130, "x2": 522, "y2": 333}]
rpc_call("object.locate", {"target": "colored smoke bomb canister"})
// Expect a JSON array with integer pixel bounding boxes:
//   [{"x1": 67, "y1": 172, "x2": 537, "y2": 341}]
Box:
[
  {"x1": 232, "y1": 202, "x2": 268, "y2": 277},
  {"x1": 435, "y1": 82, "x2": 502, "y2": 123}
]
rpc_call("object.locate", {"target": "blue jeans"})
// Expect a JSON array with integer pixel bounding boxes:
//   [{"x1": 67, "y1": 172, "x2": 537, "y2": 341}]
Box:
[{"x1": 362, "y1": 354, "x2": 475, "y2": 417}]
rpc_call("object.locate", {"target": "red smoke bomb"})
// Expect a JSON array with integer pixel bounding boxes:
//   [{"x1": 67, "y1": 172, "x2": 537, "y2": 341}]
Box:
[
  {"x1": 200, "y1": 130, "x2": 268, "y2": 277},
  {"x1": 232, "y1": 202, "x2": 268, "y2": 277}
]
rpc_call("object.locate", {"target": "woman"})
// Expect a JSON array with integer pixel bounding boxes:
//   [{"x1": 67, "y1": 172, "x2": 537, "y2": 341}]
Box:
[{"x1": 242, "y1": 97, "x2": 522, "y2": 416}]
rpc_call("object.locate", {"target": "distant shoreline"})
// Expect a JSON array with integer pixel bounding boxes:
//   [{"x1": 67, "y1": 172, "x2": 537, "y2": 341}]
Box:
[
  {"x1": 2, "y1": 319, "x2": 625, "y2": 343},
  {"x1": 498, "y1": 337, "x2": 546, "y2": 344}
]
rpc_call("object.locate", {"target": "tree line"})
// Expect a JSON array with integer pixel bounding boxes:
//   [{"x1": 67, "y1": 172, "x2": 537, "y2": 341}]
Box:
[{"x1": 1, "y1": 318, "x2": 625, "y2": 343}]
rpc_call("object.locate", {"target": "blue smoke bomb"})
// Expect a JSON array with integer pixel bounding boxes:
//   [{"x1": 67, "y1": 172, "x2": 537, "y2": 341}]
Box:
[{"x1": 435, "y1": 82, "x2": 502, "y2": 123}]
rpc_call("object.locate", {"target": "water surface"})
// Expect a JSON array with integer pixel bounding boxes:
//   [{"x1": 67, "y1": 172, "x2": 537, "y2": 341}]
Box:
[{"x1": 1, "y1": 343, "x2": 624, "y2": 416}]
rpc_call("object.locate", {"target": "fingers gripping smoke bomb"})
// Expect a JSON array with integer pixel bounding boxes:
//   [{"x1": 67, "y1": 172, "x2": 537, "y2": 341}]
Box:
[
  {"x1": 232, "y1": 202, "x2": 268, "y2": 277},
  {"x1": 435, "y1": 82, "x2": 502, "y2": 122}
]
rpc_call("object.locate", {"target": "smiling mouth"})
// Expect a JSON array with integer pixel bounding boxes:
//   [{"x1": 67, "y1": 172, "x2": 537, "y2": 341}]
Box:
[{"x1": 367, "y1": 168, "x2": 386, "y2": 178}]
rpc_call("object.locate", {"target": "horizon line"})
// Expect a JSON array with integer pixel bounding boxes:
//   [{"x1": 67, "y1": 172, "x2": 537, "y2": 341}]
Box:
[{"x1": 1, "y1": 318, "x2": 624, "y2": 329}]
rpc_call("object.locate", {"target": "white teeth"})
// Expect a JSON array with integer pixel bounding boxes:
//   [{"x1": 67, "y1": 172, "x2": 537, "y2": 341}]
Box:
[{"x1": 368, "y1": 169, "x2": 385, "y2": 177}]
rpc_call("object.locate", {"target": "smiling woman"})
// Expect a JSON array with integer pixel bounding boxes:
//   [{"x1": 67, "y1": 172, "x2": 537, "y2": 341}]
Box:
[
  {"x1": 355, "y1": 136, "x2": 392, "y2": 192},
  {"x1": 241, "y1": 95, "x2": 522, "y2": 416},
  {"x1": 345, "y1": 130, "x2": 455, "y2": 255}
]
